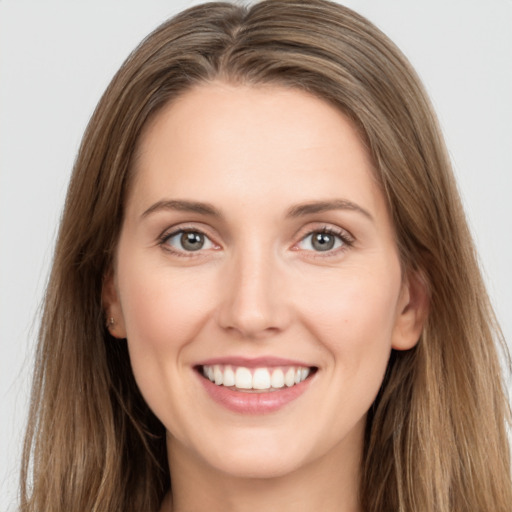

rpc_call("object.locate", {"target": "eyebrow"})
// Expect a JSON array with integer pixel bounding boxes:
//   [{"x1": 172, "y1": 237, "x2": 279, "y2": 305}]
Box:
[
  {"x1": 286, "y1": 199, "x2": 373, "y2": 221},
  {"x1": 141, "y1": 199, "x2": 222, "y2": 219},
  {"x1": 141, "y1": 198, "x2": 373, "y2": 221}
]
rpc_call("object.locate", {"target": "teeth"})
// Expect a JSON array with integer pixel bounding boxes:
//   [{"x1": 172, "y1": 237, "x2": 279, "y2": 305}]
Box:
[
  {"x1": 253, "y1": 368, "x2": 271, "y2": 390},
  {"x1": 284, "y1": 368, "x2": 295, "y2": 387},
  {"x1": 223, "y1": 365, "x2": 235, "y2": 387},
  {"x1": 235, "y1": 367, "x2": 252, "y2": 389},
  {"x1": 214, "y1": 366, "x2": 223, "y2": 385},
  {"x1": 202, "y1": 364, "x2": 312, "y2": 391},
  {"x1": 270, "y1": 368, "x2": 285, "y2": 389}
]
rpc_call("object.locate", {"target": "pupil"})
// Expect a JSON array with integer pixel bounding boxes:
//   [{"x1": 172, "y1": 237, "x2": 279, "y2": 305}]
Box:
[
  {"x1": 181, "y1": 232, "x2": 204, "y2": 251},
  {"x1": 312, "y1": 232, "x2": 334, "y2": 251}
]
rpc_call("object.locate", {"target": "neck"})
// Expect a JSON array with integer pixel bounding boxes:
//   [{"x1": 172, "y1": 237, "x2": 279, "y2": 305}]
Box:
[{"x1": 163, "y1": 429, "x2": 363, "y2": 512}]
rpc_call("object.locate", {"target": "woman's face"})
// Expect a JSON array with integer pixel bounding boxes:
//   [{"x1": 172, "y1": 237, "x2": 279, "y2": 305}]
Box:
[{"x1": 105, "y1": 82, "x2": 424, "y2": 479}]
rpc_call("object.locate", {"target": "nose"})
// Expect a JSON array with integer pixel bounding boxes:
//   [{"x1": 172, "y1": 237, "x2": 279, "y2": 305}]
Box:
[{"x1": 216, "y1": 244, "x2": 291, "y2": 339}]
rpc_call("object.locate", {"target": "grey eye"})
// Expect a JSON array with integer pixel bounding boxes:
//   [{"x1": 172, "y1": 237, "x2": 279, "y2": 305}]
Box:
[
  {"x1": 165, "y1": 231, "x2": 215, "y2": 252},
  {"x1": 180, "y1": 232, "x2": 205, "y2": 251},
  {"x1": 298, "y1": 231, "x2": 344, "y2": 252},
  {"x1": 311, "y1": 232, "x2": 335, "y2": 251}
]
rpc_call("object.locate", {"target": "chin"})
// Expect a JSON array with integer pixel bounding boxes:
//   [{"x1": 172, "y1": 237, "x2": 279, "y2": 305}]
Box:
[
  {"x1": 213, "y1": 452, "x2": 307, "y2": 480},
  {"x1": 194, "y1": 431, "x2": 314, "y2": 480}
]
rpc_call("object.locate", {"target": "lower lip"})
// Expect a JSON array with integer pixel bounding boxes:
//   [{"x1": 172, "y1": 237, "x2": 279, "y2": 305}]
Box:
[{"x1": 197, "y1": 371, "x2": 314, "y2": 414}]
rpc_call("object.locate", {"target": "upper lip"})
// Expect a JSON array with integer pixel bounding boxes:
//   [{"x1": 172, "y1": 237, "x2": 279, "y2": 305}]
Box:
[{"x1": 195, "y1": 356, "x2": 315, "y2": 368}]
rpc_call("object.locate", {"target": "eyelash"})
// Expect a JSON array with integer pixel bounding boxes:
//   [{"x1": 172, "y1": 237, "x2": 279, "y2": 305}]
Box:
[
  {"x1": 158, "y1": 226, "x2": 218, "y2": 258},
  {"x1": 295, "y1": 226, "x2": 354, "y2": 258},
  {"x1": 158, "y1": 225, "x2": 354, "y2": 258}
]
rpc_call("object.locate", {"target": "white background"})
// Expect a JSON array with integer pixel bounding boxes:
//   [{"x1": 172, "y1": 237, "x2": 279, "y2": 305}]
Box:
[{"x1": 1, "y1": 1, "x2": 511, "y2": 510}]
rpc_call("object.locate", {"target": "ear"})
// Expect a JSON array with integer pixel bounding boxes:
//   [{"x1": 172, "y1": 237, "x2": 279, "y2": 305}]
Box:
[
  {"x1": 391, "y1": 270, "x2": 429, "y2": 351},
  {"x1": 102, "y1": 269, "x2": 127, "y2": 339}
]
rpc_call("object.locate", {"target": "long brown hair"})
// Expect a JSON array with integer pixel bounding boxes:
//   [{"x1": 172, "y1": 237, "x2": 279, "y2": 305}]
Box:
[{"x1": 20, "y1": 1, "x2": 511, "y2": 510}]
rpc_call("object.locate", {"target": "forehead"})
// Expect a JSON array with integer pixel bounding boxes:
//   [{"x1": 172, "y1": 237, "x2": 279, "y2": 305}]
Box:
[{"x1": 128, "y1": 82, "x2": 384, "y2": 219}]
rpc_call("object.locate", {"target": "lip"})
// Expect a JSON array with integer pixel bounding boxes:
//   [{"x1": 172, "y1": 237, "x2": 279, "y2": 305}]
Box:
[
  {"x1": 196, "y1": 356, "x2": 312, "y2": 368},
  {"x1": 195, "y1": 358, "x2": 316, "y2": 414}
]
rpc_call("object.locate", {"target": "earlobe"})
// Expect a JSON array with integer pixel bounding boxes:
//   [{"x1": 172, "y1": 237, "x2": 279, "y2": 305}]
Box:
[
  {"x1": 102, "y1": 270, "x2": 127, "y2": 339},
  {"x1": 391, "y1": 270, "x2": 429, "y2": 351}
]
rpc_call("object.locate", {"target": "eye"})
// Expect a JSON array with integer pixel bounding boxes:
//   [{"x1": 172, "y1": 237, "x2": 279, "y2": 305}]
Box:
[
  {"x1": 297, "y1": 228, "x2": 351, "y2": 253},
  {"x1": 162, "y1": 229, "x2": 216, "y2": 253}
]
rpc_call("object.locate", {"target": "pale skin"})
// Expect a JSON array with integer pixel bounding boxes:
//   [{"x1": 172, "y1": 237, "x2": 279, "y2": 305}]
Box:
[{"x1": 103, "y1": 82, "x2": 427, "y2": 512}]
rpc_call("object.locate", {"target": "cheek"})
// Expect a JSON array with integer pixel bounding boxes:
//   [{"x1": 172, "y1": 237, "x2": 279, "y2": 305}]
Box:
[
  {"x1": 115, "y1": 254, "x2": 221, "y2": 431},
  {"x1": 118, "y1": 260, "x2": 216, "y2": 351},
  {"x1": 295, "y1": 264, "x2": 401, "y2": 369}
]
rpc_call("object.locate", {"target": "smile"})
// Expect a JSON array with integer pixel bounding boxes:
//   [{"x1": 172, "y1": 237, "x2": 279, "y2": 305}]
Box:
[
  {"x1": 196, "y1": 359, "x2": 317, "y2": 414},
  {"x1": 201, "y1": 364, "x2": 312, "y2": 391}
]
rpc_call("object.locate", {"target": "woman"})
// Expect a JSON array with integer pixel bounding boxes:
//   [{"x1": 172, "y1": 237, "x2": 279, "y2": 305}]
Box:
[{"x1": 19, "y1": 1, "x2": 512, "y2": 511}]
